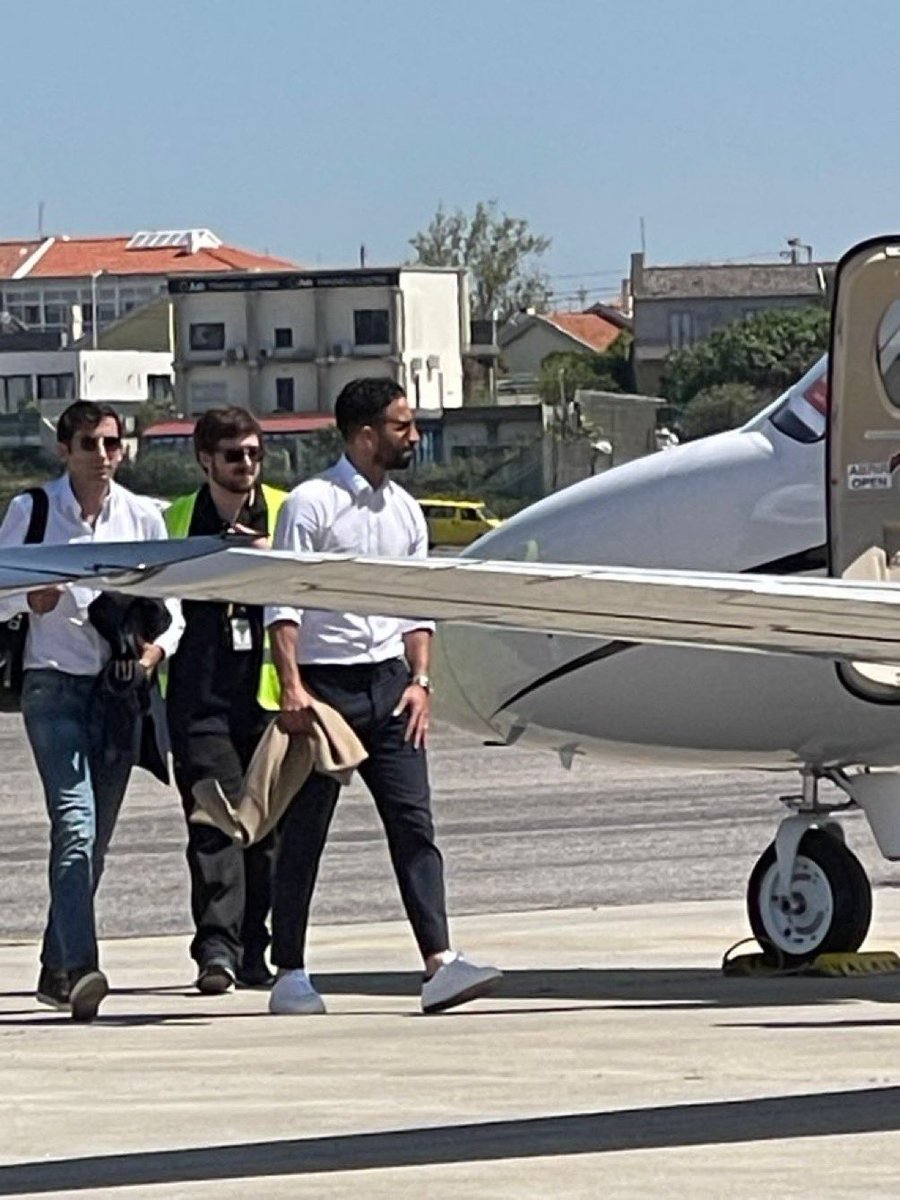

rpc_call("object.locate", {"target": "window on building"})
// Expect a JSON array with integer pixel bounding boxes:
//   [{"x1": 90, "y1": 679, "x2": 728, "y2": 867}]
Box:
[
  {"x1": 3, "y1": 376, "x2": 34, "y2": 411},
  {"x1": 274, "y1": 327, "x2": 293, "y2": 349},
  {"x1": 189, "y1": 322, "x2": 226, "y2": 351},
  {"x1": 353, "y1": 308, "x2": 390, "y2": 346},
  {"x1": 37, "y1": 374, "x2": 76, "y2": 401},
  {"x1": 276, "y1": 377, "x2": 295, "y2": 412},
  {"x1": 668, "y1": 311, "x2": 694, "y2": 350},
  {"x1": 148, "y1": 374, "x2": 173, "y2": 403},
  {"x1": 43, "y1": 289, "x2": 75, "y2": 328}
]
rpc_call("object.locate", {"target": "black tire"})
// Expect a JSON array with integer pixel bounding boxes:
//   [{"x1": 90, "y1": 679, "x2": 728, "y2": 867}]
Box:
[{"x1": 746, "y1": 828, "x2": 872, "y2": 964}]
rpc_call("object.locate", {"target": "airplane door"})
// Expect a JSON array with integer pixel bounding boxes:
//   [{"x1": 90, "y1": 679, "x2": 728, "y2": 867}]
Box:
[{"x1": 829, "y1": 236, "x2": 900, "y2": 692}]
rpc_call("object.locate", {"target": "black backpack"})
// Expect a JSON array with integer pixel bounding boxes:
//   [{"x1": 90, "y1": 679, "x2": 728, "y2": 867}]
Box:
[{"x1": 0, "y1": 488, "x2": 50, "y2": 712}]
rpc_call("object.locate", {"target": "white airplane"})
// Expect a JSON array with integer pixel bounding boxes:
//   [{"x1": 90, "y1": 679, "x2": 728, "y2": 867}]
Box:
[{"x1": 3, "y1": 235, "x2": 900, "y2": 969}]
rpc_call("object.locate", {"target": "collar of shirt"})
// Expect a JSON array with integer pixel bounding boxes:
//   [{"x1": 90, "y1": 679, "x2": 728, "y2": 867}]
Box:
[
  {"x1": 192, "y1": 482, "x2": 269, "y2": 536},
  {"x1": 332, "y1": 454, "x2": 390, "y2": 503},
  {"x1": 57, "y1": 472, "x2": 114, "y2": 526}
]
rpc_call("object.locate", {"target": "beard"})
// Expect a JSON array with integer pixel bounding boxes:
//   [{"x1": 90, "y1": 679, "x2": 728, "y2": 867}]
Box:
[
  {"x1": 378, "y1": 445, "x2": 414, "y2": 472},
  {"x1": 209, "y1": 462, "x2": 258, "y2": 494}
]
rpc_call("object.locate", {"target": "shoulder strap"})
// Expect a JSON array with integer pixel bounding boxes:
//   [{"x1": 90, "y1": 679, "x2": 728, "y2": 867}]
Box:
[{"x1": 23, "y1": 487, "x2": 48, "y2": 546}]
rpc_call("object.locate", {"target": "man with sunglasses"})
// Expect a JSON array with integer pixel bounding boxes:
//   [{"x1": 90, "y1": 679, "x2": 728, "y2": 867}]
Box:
[
  {"x1": 164, "y1": 408, "x2": 287, "y2": 994},
  {"x1": 266, "y1": 377, "x2": 502, "y2": 1016},
  {"x1": 0, "y1": 401, "x2": 183, "y2": 1021}
]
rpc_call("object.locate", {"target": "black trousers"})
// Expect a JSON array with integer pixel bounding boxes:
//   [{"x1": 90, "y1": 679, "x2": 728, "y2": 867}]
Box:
[
  {"x1": 172, "y1": 724, "x2": 276, "y2": 969},
  {"x1": 271, "y1": 658, "x2": 449, "y2": 969}
]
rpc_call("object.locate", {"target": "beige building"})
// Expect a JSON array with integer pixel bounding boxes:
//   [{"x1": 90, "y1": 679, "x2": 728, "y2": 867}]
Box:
[
  {"x1": 498, "y1": 310, "x2": 627, "y2": 384},
  {"x1": 170, "y1": 266, "x2": 476, "y2": 415},
  {"x1": 629, "y1": 251, "x2": 831, "y2": 394}
]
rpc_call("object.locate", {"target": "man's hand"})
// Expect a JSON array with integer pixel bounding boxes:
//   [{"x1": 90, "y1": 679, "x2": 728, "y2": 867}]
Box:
[
  {"x1": 279, "y1": 681, "x2": 317, "y2": 735},
  {"x1": 138, "y1": 642, "x2": 164, "y2": 675},
  {"x1": 393, "y1": 683, "x2": 430, "y2": 749},
  {"x1": 230, "y1": 522, "x2": 270, "y2": 549},
  {"x1": 26, "y1": 585, "x2": 64, "y2": 615}
]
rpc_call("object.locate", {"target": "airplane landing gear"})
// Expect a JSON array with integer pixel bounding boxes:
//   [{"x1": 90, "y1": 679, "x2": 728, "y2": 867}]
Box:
[
  {"x1": 745, "y1": 767, "x2": 872, "y2": 964},
  {"x1": 747, "y1": 829, "x2": 872, "y2": 963}
]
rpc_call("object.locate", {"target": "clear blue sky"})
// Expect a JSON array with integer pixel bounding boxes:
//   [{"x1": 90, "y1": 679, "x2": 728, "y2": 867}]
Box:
[{"x1": 3, "y1": 0, "x2": 899, "y2": 307}]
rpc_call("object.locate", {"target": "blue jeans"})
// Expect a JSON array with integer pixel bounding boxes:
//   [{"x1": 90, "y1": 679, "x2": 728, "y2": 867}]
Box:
[{"x1": 22, "y1": 669, "x2": 138, "y2": 972}]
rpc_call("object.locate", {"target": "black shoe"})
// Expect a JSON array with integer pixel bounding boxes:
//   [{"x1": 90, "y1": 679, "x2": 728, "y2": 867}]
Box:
[
  {"x1": 235, "y1": 955, "x2": 275, "y2": 990},
  {"x1": 36, "y1": 966, "x2": 70, "y2": 1011},
  {"x1": 196, "y1": 959, "x2": 235, "y2": 995},
  {"x1": 69, "y1": 968, "x2": 109, "y2": 1023}
]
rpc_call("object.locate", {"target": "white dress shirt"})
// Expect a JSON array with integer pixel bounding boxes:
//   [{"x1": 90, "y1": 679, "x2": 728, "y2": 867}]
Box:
[
  {"x1": 0, "y1": 474, "x2": 184, "y2": 675},
  {"x1": 266, "y1": 454, "x2": 433, "y2": 665}
]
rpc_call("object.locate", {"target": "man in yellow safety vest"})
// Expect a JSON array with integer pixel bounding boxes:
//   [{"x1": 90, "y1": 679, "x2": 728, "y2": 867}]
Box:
[{"x1": 164, "y1": 407, "x2": 286, "y2": 993}]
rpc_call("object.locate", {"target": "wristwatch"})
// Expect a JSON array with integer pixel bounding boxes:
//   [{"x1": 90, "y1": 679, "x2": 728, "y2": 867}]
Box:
[{"x1": 411, "y1": 673, "x2": 432, "y2": 693}]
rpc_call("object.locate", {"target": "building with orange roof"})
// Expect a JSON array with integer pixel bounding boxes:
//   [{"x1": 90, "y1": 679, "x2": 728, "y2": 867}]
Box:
[
  {"x1": 498, "y1": 309, "x2": 627, "y2": 382},
  {"x1": 0, "y1": 228, "x2": 297, "y2": 340}
]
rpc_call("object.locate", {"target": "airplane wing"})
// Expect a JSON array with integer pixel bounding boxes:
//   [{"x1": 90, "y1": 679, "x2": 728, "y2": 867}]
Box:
[
  {"x1": 0, "y1": 536, "x2": 234, "y2": 595},
  {"x1": 1, "y1": 538, "x2": 899, "y2": 666}
]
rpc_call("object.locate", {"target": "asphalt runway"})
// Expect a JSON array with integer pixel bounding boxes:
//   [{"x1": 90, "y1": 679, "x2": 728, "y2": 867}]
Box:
[{"x1": 3, "y1": 713, "x2": 898, "y2": 949}]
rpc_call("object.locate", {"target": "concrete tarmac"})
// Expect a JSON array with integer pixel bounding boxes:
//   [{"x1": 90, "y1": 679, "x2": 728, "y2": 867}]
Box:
[
  {"x1": 1, "y1": 902, "x2": 899, "y2": 1198},
  {"x1": 1, "y1": 715, "x2": 899, "y2": 1197}
]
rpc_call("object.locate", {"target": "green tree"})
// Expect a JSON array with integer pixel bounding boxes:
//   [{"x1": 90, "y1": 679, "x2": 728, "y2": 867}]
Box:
[
  {"x1": 536, "y1": 339, "x2": 633, "y2": 406},
  {"x1": 677, "y1": 382, "x2": 765, "y2": 440},
  {"x1": 662, "y1": 306, "x2": 829, "y2": 406},
  {"x1": 409, "y1": 200, "x2": 551, "y2": 322}
]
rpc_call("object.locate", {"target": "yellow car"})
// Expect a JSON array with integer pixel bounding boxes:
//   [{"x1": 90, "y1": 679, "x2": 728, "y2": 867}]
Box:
[{"x1": 418, "y1": 498, "x2": 502, "y2": 547}]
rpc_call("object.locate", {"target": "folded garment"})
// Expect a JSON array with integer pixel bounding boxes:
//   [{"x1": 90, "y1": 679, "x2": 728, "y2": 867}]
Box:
[{"x1": 191, "y1": 699, "x2": 367, "y2": 845}]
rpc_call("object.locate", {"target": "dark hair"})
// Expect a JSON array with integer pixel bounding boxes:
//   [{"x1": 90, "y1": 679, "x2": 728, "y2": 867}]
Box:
[
  {"x1": 334, "y1": 378, "x2": 405, "y2": 440},
  {"x1": 56, "y1": 401, "x2": 123, "y2": 447},
  {"x1": 193, "y1": 407, "x2": 263, "y2": 461}
]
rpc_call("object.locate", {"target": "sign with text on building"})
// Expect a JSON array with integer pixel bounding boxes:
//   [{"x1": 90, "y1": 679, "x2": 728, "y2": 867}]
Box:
[{"x1": 168, "y1": 270, "x2": 402, "y2": 295}]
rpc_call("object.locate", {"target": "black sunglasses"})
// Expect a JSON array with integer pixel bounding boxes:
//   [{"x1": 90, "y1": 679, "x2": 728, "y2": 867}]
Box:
[
  {"x1": 219, "y1": 445, "x2": 264, "y2": 464},
  {"x1": 78, "y1": 434, "x2": 123, "y2": 453}
]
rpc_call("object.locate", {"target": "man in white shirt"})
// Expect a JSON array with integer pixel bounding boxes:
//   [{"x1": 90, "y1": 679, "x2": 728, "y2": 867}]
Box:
[
  {"x1": 0, "y1": 402, "x2": 183, "y2": 1021},
  {"x1": 266, "y1": 377, "x2": 501, "y2": 1016}
]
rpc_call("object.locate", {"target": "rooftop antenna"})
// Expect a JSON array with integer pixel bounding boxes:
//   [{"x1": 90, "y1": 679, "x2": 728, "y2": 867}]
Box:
[
  {"x1": 37, "y1": 201, "x2": 45, "y2": 238},
  {"x1": 360, "y1": 243, "x2": 367, "y2": 268},
  {"x1": 781, "y1": 236, "x2": 813, "y2": 264},
  {"x1": 639, "y1": 216, "x2": 647, "y2": 257}
]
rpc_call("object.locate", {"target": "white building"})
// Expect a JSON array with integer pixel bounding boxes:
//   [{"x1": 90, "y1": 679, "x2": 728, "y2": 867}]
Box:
[
  {"x1": 170, "y1": 266, "x2": 474, "y2": 415},
  {"x1": 0, "y1": 348, "x2": 173, "y2": 415}
]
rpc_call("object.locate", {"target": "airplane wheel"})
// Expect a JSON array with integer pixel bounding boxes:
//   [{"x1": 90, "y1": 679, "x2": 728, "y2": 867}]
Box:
[{"x1": 746, "y1": 829, "x2": 872, "y2": 964}]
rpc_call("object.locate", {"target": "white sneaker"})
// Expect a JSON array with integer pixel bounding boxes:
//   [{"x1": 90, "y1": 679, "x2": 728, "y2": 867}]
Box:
[
  {"x1": 421, "y1": 952, "x2": 502, "y2": 1014},
  {"x1": 268, "y1": 968, "x2": 326, "y2": 1015}
]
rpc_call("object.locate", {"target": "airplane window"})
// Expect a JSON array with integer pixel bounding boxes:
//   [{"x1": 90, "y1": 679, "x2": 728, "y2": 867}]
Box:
[
  {"x1": 768, "y1": 355, "x2": 828, "y2": 443},
  {"x1": 878, "y1": 300, "x2": 900, "y2": 407}
]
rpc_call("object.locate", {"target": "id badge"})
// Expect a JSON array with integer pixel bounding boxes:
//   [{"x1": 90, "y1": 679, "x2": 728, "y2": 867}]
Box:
[{"x1": 230, "y1": 617, "x2": 253, "y2": 652}]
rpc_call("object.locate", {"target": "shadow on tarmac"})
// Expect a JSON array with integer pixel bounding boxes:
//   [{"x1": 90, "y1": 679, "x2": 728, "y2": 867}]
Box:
[
  {"x1": 0, "y1": 1087, "x2": 896, "y2": 1193},
  {"x1": 2, "y1": 966, "x2": 899, "y2": 1021},
  {"x1": 311, "y1": 966, "x2": 900, "y2": 1009}
]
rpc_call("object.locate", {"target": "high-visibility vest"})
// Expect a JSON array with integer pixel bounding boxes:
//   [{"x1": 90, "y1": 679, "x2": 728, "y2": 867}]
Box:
[{"x1": 163, "y1": 483, "x2": 288, "y2": 711}]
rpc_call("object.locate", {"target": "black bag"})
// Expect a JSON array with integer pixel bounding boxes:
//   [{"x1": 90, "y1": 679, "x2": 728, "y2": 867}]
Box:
[{"x1": 0, "y1": 488, "x2": 50, "y2": 713}]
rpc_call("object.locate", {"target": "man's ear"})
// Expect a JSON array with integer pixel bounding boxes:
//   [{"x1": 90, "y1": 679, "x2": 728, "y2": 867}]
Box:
[
  {"x1": 56, "y1": 442, "x2": 69, "y2": 465},
  {"x1": 197, "y1": 451, "x2": 212, "y2": 475}
]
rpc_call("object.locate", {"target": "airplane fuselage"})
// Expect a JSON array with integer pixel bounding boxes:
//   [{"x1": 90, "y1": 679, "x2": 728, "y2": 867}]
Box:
[{"x1": 434, "y1": 360, "x2": 900, "y2": 770}]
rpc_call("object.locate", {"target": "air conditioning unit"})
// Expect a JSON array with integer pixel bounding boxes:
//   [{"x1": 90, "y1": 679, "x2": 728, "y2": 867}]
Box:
[
  {"x1": 410, "y1": 357, "x2": 423, "y2": 372},
  {"x1": 332, "y1": 341, "x2": 352, "y2": 358},
  {"x1": 234, "y1": 344, "x2": 247, "y2": 361},
  {"x1": 224, "y1": 348, "x2": 237, "y2": 364},
  {"x1": 426, "y1": 354, "x2": 441, "y2": 370},
  {"x1": 258, "y1": 346, "x2": 271, "y2": 361}
]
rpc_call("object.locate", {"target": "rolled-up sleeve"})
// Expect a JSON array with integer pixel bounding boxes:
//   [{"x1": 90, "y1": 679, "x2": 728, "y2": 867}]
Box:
[
  {"x1": 264, "y1": 490, "x2": 319, "y2": 629},
  {"x1": 0, "y1": 494, "x2": 35, "y2": 623}
]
